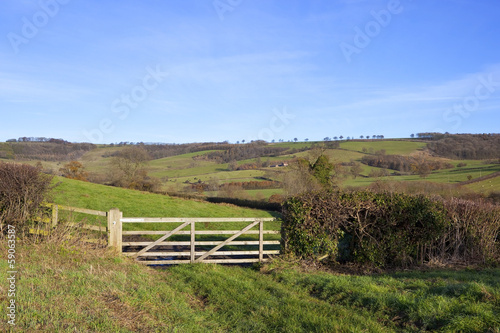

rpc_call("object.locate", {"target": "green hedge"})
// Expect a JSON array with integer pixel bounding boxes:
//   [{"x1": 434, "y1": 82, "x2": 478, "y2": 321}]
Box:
[{"x1": 282, "y1": 191, "x2": 500, "y2": 267}]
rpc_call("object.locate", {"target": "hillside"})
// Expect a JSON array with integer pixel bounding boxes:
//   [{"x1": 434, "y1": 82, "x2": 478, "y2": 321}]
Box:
[
  {"x1": 52, "y1": 177, "x2": 275, "y2": 219},
  {"x1": 3, "y1": 135, "x2": 499, "y2": 202}
]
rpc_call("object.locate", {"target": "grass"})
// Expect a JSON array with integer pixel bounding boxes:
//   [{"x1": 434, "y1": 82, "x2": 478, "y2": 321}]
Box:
[
  {"x1": 467, "y1": 175, "x2": 500, "y2": 194},
  {"x1": 340, "y1": 162, "x2": 500, "y2": 189},
  {"x1": 0, "y1": 242, "x2": 220, "y2": 332},
  {"x1": 52, "y1": 177, "x2": 274, "y2": 219},
  {"x1": 339, "y1": 140, "x2": 427, "y2": 155},
  {"x1": 1, "y1": 241, "x2": 499, "y2": 332},
  {"x1": 51, "y1": 176, "x2": 281, "y2": 246},
  {"x1": 267, "y1": 264, "x2": 500, "y2": 332}
]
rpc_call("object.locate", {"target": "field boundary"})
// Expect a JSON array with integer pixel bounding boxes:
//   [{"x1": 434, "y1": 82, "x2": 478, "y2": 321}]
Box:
[
  {"x1": 459, "y1": 170, "x2": 500, "y2": 185},
  {"x1": 30, "y1": 204, "x2": 108, "y2": 243}
]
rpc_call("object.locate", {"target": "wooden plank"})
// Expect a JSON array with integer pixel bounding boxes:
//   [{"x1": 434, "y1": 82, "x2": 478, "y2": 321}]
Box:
[
  {"x1": 195, "y1": 259, "x2": 268, "y2": 264},
  {"x1": 134, "y1": 221, "x2": 191, "y2": 258},
  {"x1": 138, "y1": 258, "x2": 270, "y2": 265},
  {"x1": 195, "y1": 220, "x2": 260, "y2": 263},
  {"x1": 121, "y1": 217, "x2": 275, "y2": 223},
  {"x1": 122, "y1": 230, "x2": 280, "y2": 235},
  {"x1": 124, "y1": 250, "x2": 281, "y2": 257},
  {"x1": 58, "y1": 205, "x2": 107, "y2": 217},
  {"x1": 138, "y1": 260, "x2": 191, "y2": 265},
  {"x1": 123, "y1": 240, "x2": 281, "y2": 246},
  {"x1": 52, "y1": 204, "x2": 58, "y2": 227},
  {"x1": 65, "y1": 222, "x2": 106, "y2": 232},
  {"x1": 190, "y1": 221, "x2": 195, "y2": 263},
  {"x1": 259, "y1": 220, "x2": 264, "y2": 262},
  {"x1": 107, "y1": 208, "x2": 123, "y2": 253}
]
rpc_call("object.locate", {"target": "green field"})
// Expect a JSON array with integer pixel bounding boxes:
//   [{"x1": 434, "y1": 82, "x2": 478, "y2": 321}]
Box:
[
  {"x1": 339, "y1": 140, "x2": 427, "y2": 155},
  {"x1": 52, "y1": 177, "x2": 274, "y2": 219},
  {"x1": 466, "y1": 175, "x2": 500, "y2": 194},
  {"x1": 51, "y1": 177, "x2": 280, "y2": 238}
]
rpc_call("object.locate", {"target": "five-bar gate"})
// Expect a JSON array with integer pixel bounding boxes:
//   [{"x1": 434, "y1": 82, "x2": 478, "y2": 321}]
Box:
[{"x1": 107, "y1": 209, "x2": 280, "y2": 265}]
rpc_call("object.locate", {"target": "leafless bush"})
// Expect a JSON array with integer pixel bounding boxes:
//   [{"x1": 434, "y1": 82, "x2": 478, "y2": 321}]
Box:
[
  {"x1": 441, "y1": 198, "x2": 500, "y2": 264},
  {"x1": 0, "y1": 162, "x2": 54, "y2": 234}
]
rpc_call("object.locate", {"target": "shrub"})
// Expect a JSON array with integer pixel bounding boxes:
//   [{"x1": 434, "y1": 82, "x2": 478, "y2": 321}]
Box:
[
  {"x1": 59, "y1": 161, "x2": 88, "y2": 181},
  {"x1": 282, "y1": 190, "x2": 500, "y2": 268},
  {"x1": 0, "y1": 162, "x2": 54, "y2": 233},
  {"x1": 442, "y1": 198, "x2": 500, "y2": 264}
]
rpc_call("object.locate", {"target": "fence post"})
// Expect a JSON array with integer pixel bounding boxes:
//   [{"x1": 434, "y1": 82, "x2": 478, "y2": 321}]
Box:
[
  {"x1": 108, "y1": 208, "x2": 123, "y2": 254},
  {"x1": 259, "y1": 219, "x2": 263, "y2": 262},
  {"x1": 190, "y1": 221, "x2": 195, "y2": 263},
  {"x1": 51, "y1": 204, "x2": 58, "y2": 227}
]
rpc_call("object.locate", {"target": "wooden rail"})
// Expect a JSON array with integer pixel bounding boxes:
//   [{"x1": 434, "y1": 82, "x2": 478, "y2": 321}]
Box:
[
  {"x1": 32, "y1": 205, "x2": 281, "y2": 265},
  {"x1": 116, "y1": 216, "x2": 279, "y2": 265},
  {"x1": 30, "y1": 204, "x2": 109, "y2": 244}
]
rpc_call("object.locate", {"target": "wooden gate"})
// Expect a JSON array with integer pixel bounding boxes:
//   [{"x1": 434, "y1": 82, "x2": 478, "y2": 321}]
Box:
[{"x1": 107, "y1": 209, "x2": 280, "y2": 264}]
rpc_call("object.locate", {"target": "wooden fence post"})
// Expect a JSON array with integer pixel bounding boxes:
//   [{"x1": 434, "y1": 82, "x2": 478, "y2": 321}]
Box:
[
  {"x1": 190, "y1": 221, "x2": 195, "y2": 263},
  {"x1": 51, "y1": 204, "x2": 58, "y2": 227},
  {"x1": 259, "y1": 219, "x2": 263, "y2": 262},
  {"x1": 108, "y1": 208, "x2": 123, "y2": 253}
]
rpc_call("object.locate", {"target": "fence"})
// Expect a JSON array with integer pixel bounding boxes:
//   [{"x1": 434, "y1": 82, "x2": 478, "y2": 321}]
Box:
[
  {"x1": 35, "y1": 206, "x2": 281, "y2": 265},
  {"x1": 31, "y1": 204, "x2": 109, "y2": 245},
  {"x1": 106, "y1": 209, "x2": 280, "y2": 264}
]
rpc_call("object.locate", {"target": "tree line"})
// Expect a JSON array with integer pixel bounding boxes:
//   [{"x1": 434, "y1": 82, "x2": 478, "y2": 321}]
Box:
[
  {"x1": 205, "y1": 142, "x2": 290, "y2": 163},
  {"x1": 426, "y1": 134, "x2": 500, "y2": 160},
  {"x1": 361, "y1": 154, "x2": 454, "y2": 174},
  {"x1": 2, "y1": 140, "x2": 95, "y2": 161}
]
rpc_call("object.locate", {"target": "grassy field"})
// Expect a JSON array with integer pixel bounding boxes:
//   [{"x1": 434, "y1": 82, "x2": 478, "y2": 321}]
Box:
[
  {"x1": 466, "y1": 175, "x2": 500, "y2": 194},
  {"x1": 339, "y1": 140, "x2": 427, "y2": 155},
  {"x1": 52, "y1": 177, "x2": 275, "y2": 219},
  {"x1": 51, "y1": 176, "x2": 281, "y2": 246},
  {"x1": 1, "y1": 242, "x2": 499, "y2": 332}
]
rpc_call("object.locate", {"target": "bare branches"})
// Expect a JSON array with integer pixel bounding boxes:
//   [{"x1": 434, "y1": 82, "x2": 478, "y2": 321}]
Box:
[{"x1": 0, "y1": 163, "x2": 54, "y2": 233}]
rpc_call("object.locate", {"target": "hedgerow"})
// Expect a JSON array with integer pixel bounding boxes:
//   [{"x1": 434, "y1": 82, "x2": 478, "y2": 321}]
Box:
[{"x1": 282, "y1": 190, "x2": 500, "y2": 267}]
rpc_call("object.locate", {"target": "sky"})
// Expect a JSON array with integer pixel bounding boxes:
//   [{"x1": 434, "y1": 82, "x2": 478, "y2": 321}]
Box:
[{"x1": 1, "y1": 0, "x2": 500, "y2": 144}]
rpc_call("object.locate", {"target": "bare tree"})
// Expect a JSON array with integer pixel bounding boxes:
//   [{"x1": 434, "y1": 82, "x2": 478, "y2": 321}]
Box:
[
  {"x1": 110, "y1": 146, "x2": 153, "y2": 189},
  {"x1": 350, "y1": 162, "x2": 363, "y2": 179}
]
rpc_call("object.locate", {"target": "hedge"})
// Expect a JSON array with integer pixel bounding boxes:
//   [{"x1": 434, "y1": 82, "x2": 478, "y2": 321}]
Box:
[{"x1": 281, "y1": 191, "x2": 500, "y2": 267}]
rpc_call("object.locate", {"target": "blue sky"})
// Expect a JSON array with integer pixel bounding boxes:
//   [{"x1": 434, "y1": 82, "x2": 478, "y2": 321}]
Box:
[{"x1": 1, "y1": 0, "x2": 499, "y2": 144}]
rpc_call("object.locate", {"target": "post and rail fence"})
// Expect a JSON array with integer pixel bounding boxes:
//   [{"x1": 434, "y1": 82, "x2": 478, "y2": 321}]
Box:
[{"x1": 35, "y1": 205, "x2": 280, "y2": 265}]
